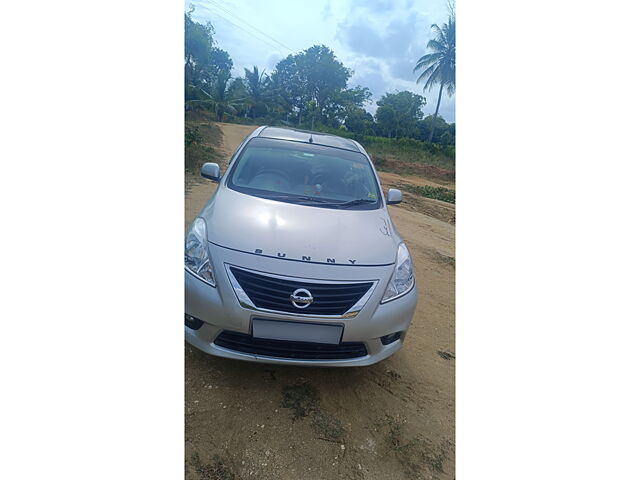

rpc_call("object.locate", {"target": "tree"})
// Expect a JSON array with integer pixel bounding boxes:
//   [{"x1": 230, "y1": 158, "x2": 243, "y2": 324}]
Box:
[
  {"x1": 227, "y1": 77, "x2": 250, "y2": 117},
  {"x1": 185, "y1": 71, "x2": 245, "y2": 121},
  {"x1": 375, "y1": 104, "x2": 397, "y2": 138},
  {"x1": 264, "y1": 69, "x2": 295, "y2": 123},
  {"x1": 210, "y1": 71, "x2": 242, "y2": 121},
  {"x1": 185, "y1": 9, "x2": 215, "y2": 89},
  {"x1": 210, "y1": 47, "x2": 233, "y2": 76},
  {"x1": 184, "y1": 8, "x2": 233, "y2": 102},
  {"x1": 417, "y1": 115, "x2": 454, "y2": 144},
  {"x1": 306, "y1": 99, "x2": 320, "y2": 130},
  {"x1": 344, "y1": 106, "x2": 375, "y2": 135},
  {"x1": 269, "y1": 55, "x2": 304, "y2": 121},
  {"x1": 374, "y1": 91, "x2": 426, "y2": 138},
  {"x1": 270, "y1": 45, "x2": 356, "y2": 127},
  {"x1": 414, "y1": 14, "x2": 456, "y2": 141},
  {"x1": 325, "y1": 86, "x2": 372, "y2": 127},
  {"x1": 183, "y1": 8, "x2": 456, "y2": 144},
  {"x1": 243, "y1": 66, "x2": 270, "y2": 118}
]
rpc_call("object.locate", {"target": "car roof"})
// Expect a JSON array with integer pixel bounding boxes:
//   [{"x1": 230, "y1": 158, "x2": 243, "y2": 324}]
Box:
[{"x1": 257, "y1": 126, "x2": 361, "y2": 152}]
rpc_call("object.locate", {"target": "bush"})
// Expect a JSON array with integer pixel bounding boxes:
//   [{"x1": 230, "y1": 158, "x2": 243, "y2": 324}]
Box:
[
  {"x1": 185, "y1": 125, "x2": 203, "y2": 147},
  {"x1": 311, "y1": 124, "x2": 454, "y2": 168},
  {"x1": 184, "y1": 123, "x2": 223, "y2": 173},
  {"x1": 402, "y1": 184, "x2": 455, "y2": 204},
  {"x1": 185, "y1": 113, "x2": 455, "y2": 171}
]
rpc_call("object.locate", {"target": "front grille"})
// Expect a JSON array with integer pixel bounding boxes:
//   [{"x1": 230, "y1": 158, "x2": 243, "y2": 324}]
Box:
[
  {"x1": 214, "y1": 331, "x2": 368, "y2": 360},
  {"x1": 229, "y1": 267, "x2": 373, "y2": 316}
]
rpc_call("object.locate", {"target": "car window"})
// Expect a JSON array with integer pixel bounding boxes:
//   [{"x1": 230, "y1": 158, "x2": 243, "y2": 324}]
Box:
[{"x1": 226, "y1": 137, "x2": 382, "y2": 210}]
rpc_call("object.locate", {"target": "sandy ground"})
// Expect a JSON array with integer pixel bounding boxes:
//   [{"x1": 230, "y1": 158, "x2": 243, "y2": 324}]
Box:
[{"x1": 185, "y1": 123, "x2": 455, "y2": 480}]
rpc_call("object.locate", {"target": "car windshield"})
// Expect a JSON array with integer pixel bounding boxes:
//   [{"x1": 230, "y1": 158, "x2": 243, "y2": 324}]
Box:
[{"x1": 226, "y1": 137, "x2": 382, "y2": 210}]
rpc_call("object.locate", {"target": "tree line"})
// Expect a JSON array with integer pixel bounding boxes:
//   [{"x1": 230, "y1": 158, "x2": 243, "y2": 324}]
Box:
[{"x1": 185, "y1": 7, "x2": 455, "y2": 146}]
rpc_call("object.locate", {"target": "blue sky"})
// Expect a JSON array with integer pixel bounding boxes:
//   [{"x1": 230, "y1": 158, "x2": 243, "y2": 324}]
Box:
[{"x1": 186, "y1": 0, "x2": 455, "y2": 122}]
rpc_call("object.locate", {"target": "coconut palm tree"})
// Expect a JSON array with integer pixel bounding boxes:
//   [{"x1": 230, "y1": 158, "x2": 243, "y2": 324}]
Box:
[
  {"x1": 243, "y1": 66, "x2": 269, "y2": 119},
  {"x1": 414, "y1": 15, "x2": 455, "y2": 142},
  {"x1": 185, "y1": 71, "x2": 244, "y2": 122}
]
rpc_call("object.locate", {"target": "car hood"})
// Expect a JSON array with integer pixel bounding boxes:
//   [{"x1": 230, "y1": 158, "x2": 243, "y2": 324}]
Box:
[{"x1": 200, "y1": 187, "x2": 398, "y2": 266}]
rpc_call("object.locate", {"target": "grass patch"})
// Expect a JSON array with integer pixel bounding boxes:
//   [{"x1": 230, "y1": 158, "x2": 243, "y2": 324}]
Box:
[
  {"x1": 437, "y1": 350, "x2": 456, "y2": 360},
  {"x1": 185, "y1": 109, "x2": 218, "y2": 124},
  {"x1": 371, "y1": 155, "x2": 455, "y2": 183},
  {"x1": 281, "y1": 383, "x2": 320, "y2": 420},
  {"x1": 378, "y1": 415, "x2": 452, "y2": 479},
  {"x1": 281, "y1": 383, "x2": 345, "y2": 442},
  {"x1": 311, "y1": 410, "x2": 345, "y2": 442},
  {"x1": 190, "y1": 453, "x2": 238, "y2": 480},
  {"x1": 318, "y1": 125, "x2": 455, "y2": 171},
  {"x1": 423, "y1": 440, "x2": 452, "y2": 474},
  {"x1": 431, "y1": 250, "x2": 456, "y2": 267},
  {"x1": 184, "y1": 121, "x2": 223, "y2": 173},
  {"x1": 362, "y1": 138, "x2": 454, "y2": 171},
  {"x1": 212, "y1": 118, "x2": 456, "y2": 171},
  {"x1": 402, "y1": 184, "x2": 455, "y2": 204}
]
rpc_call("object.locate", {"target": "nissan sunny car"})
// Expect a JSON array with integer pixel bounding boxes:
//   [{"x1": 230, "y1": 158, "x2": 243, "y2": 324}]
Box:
[{"x1": 185, "y1": 126, "x2": 418, "y2": 366}]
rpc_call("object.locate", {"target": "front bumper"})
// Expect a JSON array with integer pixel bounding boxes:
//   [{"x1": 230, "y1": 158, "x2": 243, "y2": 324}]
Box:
[{"x1": 185, "y1": 244, "x2": 418, "y2": 367}]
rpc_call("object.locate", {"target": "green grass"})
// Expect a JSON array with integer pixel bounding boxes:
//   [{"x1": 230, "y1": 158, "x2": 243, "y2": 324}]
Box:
[
  {"x1": 311, "y1": 410, "x2": 345, "y2": 442},
  {"x1": 183, "y1": 111, "x2": 456, "y2": 182},
  {"x1": 360, "y1": 136, "x2": 454, "y2": 168},
  {"x1": 206, "y1": 116, "x2": 456, "y2": 171},
  {"x1": 184, "y1": 120, "x2": 223, "y2": 173},
  {"x1": 365, "y1": 142, "x2": 453, "y2": 171},
  {"x1": 281, "y1": 383, "x2": 320, "y2": 420},
  {"x1": 377, "y1": 415, "x2": 452, "y2": 478},
  {"x1": 402, "y1": 184, "x2": 456, "y2": 204},
  {"x1": 314, "y1": 125, "x2": 455, "y2": 171},
  {"x1": 190, "y1": 453, "x2": 238, "y2": 480}
]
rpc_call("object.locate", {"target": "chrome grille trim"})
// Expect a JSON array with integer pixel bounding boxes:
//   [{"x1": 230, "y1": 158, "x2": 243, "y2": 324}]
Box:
[{"x1": 224, "y1": 264, "x2": 378, "y2": 319}]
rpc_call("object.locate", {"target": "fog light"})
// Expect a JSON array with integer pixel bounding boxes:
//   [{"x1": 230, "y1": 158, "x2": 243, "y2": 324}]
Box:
[
  {"x1": 380, "y1": 331, "x2": 402, "y2": 345},
  {"x1": 185, "y1": 314, "x2": 204, "y2": 330}
]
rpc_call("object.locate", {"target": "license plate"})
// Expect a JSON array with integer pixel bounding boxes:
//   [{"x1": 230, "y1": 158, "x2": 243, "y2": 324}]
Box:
[{"x1": 252, "y1": 319, "x2": 343, "y2": 345}]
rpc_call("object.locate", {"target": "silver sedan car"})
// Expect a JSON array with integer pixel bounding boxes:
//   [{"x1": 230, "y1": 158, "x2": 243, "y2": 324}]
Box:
[{"x1": 185, "y1": 126, "x2": 418, "y2": 366}]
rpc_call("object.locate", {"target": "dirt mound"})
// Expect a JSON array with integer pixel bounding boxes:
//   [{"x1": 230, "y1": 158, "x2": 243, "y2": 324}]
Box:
[
  {"x1": 371, "y1": 155, "x2": 455, "y2": 183},
  {"x1": 391, "y1": 193, "x2": 456, "y2": 225},
  {"x1": 424, "y1": 165, "x2": 455, "y2": 181}
]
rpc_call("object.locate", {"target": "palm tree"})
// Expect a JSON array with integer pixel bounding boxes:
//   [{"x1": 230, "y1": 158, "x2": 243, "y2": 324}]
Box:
[
  {"x1": 185, "y1": 71, "x2": 244, "y2": 122},
  {"x1": 211, "y1": 72, "x2": 253, "y2": 121},
  {"x1": 243, "y1": 66, "x2": 269, "y2": 119},
  {"x1": 414, "y1": 15, "x2": 455, "y2": 142}
]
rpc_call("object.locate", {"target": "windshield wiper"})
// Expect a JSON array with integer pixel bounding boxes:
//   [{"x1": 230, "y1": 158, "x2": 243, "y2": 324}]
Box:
[
  {"x1": 292, "y1": 195, "x2": 338, "y2": 203},
  {"x1": 296, "y1": 197, "x2": 378, "y2": 207},
  {"x1": 259, "y1": 194, "x2": 336, "y2": 204},
  {"x1": 258, "y1": 194, "x2": 376, "y2": 207},
  {"x1": 331, "y1": 198, "x2": 378, "y2": 208}
]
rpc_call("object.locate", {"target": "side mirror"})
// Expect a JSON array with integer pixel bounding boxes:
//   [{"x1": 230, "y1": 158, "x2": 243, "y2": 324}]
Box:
[
  {"x1": 201, "y1": 162, "x2": 220, "y2": 182},
  {"x1": 387, "y1": 188, "x2": 403, "y2": 205}
]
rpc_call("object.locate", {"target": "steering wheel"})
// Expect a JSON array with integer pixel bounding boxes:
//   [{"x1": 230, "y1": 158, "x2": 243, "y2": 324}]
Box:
[{"x1": 251, "y1": 169, "x2": 292, "y2": 189}]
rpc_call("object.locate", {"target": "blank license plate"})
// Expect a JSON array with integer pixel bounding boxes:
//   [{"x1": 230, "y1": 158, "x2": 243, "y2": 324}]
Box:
[{"x1": 252, "y1": 319, "x2": 343, "y2": 345}]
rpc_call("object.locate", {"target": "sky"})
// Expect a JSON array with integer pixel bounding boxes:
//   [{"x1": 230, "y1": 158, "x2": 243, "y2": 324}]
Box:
[{"x1": 186, "y1": 0, "x2": 455, "y2": 122}]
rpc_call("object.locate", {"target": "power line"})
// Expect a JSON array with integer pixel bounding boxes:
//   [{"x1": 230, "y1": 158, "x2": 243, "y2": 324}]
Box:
[
  {"x1": 206, "y1": 9, "x2": 287, "y2": 56},
  {"x1": 205, "y1": 8, "x2": 288, "y2": 56},
  {"x1": 206, "y1": 0, "x2": 296, "y2": 54},
  {"x1": 208, "y1": 0, "x2": 295, "y2": 53}
]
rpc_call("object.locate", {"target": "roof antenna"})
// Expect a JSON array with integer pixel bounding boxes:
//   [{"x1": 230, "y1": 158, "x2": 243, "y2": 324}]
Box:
[{"x1": 308, "y1": 134, "x2": 313, "y2": 143}]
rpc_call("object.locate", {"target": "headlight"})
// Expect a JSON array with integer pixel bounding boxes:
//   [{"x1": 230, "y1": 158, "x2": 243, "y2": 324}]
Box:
[
  {"x1": 185, "y1": 217, "x2": 215, "y2": 286},
  {"x1": 381, "y1": 243, "x2": 414, "y2": 303}
]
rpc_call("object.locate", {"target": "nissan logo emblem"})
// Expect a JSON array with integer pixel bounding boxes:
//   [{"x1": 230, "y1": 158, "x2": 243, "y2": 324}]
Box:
[{"x1": 290, "y1": 288, "x2": 314, "y2": 308}]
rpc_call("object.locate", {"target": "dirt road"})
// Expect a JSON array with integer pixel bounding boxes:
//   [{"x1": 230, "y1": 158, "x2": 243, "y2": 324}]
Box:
[{"x1": 185, "y1": 123, "x2": 455, "y2": 480}]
